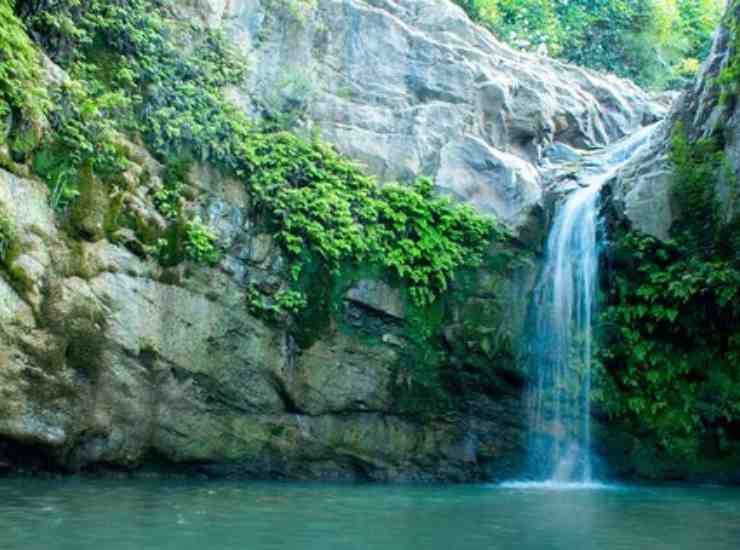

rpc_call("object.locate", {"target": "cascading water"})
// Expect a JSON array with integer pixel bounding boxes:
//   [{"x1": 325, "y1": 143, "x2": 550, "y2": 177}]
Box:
[
  {"x1": 527, "y1": 182, "x2": 600, "y2": 483},
  {"x1": 521, "y1": 123, "x2": 660, "y2": 486}
]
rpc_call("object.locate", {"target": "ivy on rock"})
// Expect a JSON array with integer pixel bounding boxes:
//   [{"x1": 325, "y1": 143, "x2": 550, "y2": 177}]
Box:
[
  {"x1": 0, "y1": 0, "x2": 49, "y2": 161},
  {"x1": 7, "y1": 0, "x2": 504, "y2": 312}
]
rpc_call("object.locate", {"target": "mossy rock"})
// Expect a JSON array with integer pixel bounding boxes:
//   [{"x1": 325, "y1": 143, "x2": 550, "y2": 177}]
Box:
[
  {"x1": 9, "y1": 119, "x2": 44, "y2": 162},
  {"x1": 0, "y1": 207, "x2": 32, "y2": 294},
  {"x1": 71, "y1": 165, "x2": 110, "y2": 241}
]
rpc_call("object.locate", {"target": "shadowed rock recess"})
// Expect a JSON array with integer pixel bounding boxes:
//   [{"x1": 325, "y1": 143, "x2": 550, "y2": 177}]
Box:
[{"x1": 1, "y1": 0, "x2": 728, "y2": 482}]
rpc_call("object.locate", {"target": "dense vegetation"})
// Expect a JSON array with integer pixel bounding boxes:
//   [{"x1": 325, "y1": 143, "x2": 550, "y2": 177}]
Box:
[
  {"x1": 453, "y1": 0, "x2": 723, "y2": 89},
  {"x1": 597, "y1": 119, "x2": 740, "y2": 458},
  {"x1": 593, "y1": 1, "x2": 740, "y2": 462},
  {"x1": 1, "y1": 0, "x2": 503, "y2": 313}
]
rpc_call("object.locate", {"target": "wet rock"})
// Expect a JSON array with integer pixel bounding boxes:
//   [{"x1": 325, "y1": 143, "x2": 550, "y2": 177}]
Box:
[
  {"x1": 346, "y1": 279, "x2": 405, "y2": 320},
  {"x1": 287, "y1": 331, "x2": 397, "y2": 415}
]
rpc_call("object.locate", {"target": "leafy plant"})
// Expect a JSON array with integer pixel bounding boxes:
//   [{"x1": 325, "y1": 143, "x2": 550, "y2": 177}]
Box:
[
  {"x1": 598, "y1": 122, "x2": 740, "y2": 458},
  {"x1": 243, "y1": 133, "x2": 503, "y2": 306},
  {"x1": 246, "y1": 285, "x2": 308, "y2": 320},
  {"x1": 0, "y1": 0, "x2": 49, "y2": 151},
  {"x1": 184, "y1": 217, "x2": 220, "y2": 265}
]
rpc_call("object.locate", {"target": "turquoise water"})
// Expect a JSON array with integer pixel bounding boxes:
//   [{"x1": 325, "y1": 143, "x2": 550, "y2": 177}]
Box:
[{"x1": 1, "y1": 478, "x2": 739, "y2": 549}]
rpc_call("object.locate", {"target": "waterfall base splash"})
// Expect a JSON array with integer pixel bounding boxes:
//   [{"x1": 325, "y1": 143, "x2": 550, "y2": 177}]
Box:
[{"x1": 497, "y1": 480, "x2": 619, "y2": 491}]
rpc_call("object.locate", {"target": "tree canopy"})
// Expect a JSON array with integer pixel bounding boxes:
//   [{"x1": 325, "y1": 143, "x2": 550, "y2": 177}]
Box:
[{"x1": 453, "y1": 0, "x2": 724, "y2": 89}]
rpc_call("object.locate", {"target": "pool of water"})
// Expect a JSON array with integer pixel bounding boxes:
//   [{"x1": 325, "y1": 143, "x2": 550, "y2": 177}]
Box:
[{"x1": 1, "y1": 477, "x2": 739, "y2": 550}]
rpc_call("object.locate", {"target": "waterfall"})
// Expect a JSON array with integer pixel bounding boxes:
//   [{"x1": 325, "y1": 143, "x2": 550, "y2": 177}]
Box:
[
  {"x1": 527, "y1": 183, "x2": 600, "y2": 482},
  {"x1": 524, "y1": 123, "x2": 660, "y2": 484}
]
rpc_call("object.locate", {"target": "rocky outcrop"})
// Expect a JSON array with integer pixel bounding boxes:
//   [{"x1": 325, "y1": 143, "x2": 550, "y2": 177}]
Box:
[
  {"x1": 0, "y1": 159, "x2": 530, "y2": 480},
  {"x1": 191, "y1": 0, "x2": 662, "y2": 231},
  {"x1": 0, "y1": 0, "x2": 670, "y2": 480}
]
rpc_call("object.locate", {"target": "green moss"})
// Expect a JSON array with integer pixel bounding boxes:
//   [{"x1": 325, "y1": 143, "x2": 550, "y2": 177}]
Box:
[
  {"x1": 0, "y1": 207, "x2": 32, "y2": 293},
  {"x1": 70, "y1": 164, "x2": 109, "y2": 240},
  {"x1": 0, "y1": 209, "x2": 19, "y2": 266},
  {"x1": 103, "y1": 190, "x2": 126, "y2": 238},
  {"x1": 154, "y1": 222, "x2": 188, "y2": 268},
  {"x1": 717, "y1": 1, "x2": 740, "y2": 105},
  {"x1": 153, "y1": 157, "x2": 191, "y2": 221},
  {"x1": 0, "y1": 0, "x2": 49, "y2": 149},
  {"x1": 670, "y1": 122, "x2": 731, "y2": 254},
  {"x1": 285, "y1": 251, "x2": 335, "y2": 348},
  {"x1": 9, "y1": 120, "x2": 43, "y2": 161}
]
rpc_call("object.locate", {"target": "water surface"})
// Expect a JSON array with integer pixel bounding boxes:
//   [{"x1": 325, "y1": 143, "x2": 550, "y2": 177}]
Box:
[{"x1": 1, "y1": 478, "x2": 739, "y2": 549}]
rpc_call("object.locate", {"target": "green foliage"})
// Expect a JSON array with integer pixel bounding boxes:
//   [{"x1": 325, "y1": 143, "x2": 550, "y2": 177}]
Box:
[
  {"x1": 183, "y1": 217, "x2": 220, "y2": 265},
  {"x1": 394, "y1": 298, "x2": 451, "y2": 411},
  {"x1": 246, "y1": 285, "x2": 309, "y2": 321},
  {"x1": 0, "y1": 209, "x2": 18, "y2": 264},
  {"x1": 717, "y1": 1, "x2": 740, "y2": 105},
  {"x1": 32, "y1": 145, "x2": 78, "y2": 208},
  {"x1": 0, "y1": 208, "x2": 30, "y2": 292},
  {"x1": 598, "y1": 232, "x2": 740, "y2": 457},
  {"x1": 0, "y1": 0, "x2": 49, "y2": 150},
  {"x1": 453, "y1": 0, "x2": 724, "y2": 89},
  {"x1": 153, "y1": 158, "x2": 190, "y2": 221},
  {"x1": 38, "y1": 74, "x2": 131, "y2": 210},
  {"x1": 598, "y1": 123, "x2": 740, "y2": 458},
  {"x1": 244, "y1": 133, "x2": 502, "y2": 306},
  {"x1": 367, "y1": 177, "x2": 498, "y2": 306}
]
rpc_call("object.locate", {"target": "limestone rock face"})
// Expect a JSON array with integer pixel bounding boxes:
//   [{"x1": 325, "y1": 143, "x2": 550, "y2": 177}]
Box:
[
  {"x1": 0, "y1": 1, "x2": 674, "y2": 481},
  {"x1": 0, "y1": 165, "x2": 528, "y2": 481},
  {"x1": 607, "y1": 120, "x2": 676, "y2": 240},
  {"x1": 190, "y1": 0, "x2": 661, "y2": 229}
]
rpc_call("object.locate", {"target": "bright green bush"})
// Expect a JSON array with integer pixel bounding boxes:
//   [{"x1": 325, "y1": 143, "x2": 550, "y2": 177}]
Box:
[
  {"x1": 184, "y1": 217, "x2": 221, "y2": 266},
  {"x1": 243, "y1": 133, "x2": 503, "y2": 306}
]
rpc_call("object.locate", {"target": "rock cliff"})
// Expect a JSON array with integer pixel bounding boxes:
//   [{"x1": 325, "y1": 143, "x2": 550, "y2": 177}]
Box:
[
  {"x1": 204, "y1": 0, "x2": 660, "y2": 231},
  {"x1": 0, "y1": 0, "x2": 679, "y2": 480}
]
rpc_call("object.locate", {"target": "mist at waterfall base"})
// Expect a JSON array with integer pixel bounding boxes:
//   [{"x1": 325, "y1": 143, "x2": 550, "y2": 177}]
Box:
[{"x1": 509, "y1": 125, "x2": 659, "y2": 489}]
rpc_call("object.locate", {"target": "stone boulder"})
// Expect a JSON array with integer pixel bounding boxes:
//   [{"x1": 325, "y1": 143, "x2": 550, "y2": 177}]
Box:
[{"x1": 186, "y1": 0, "x2": 663, "y2": 231}]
